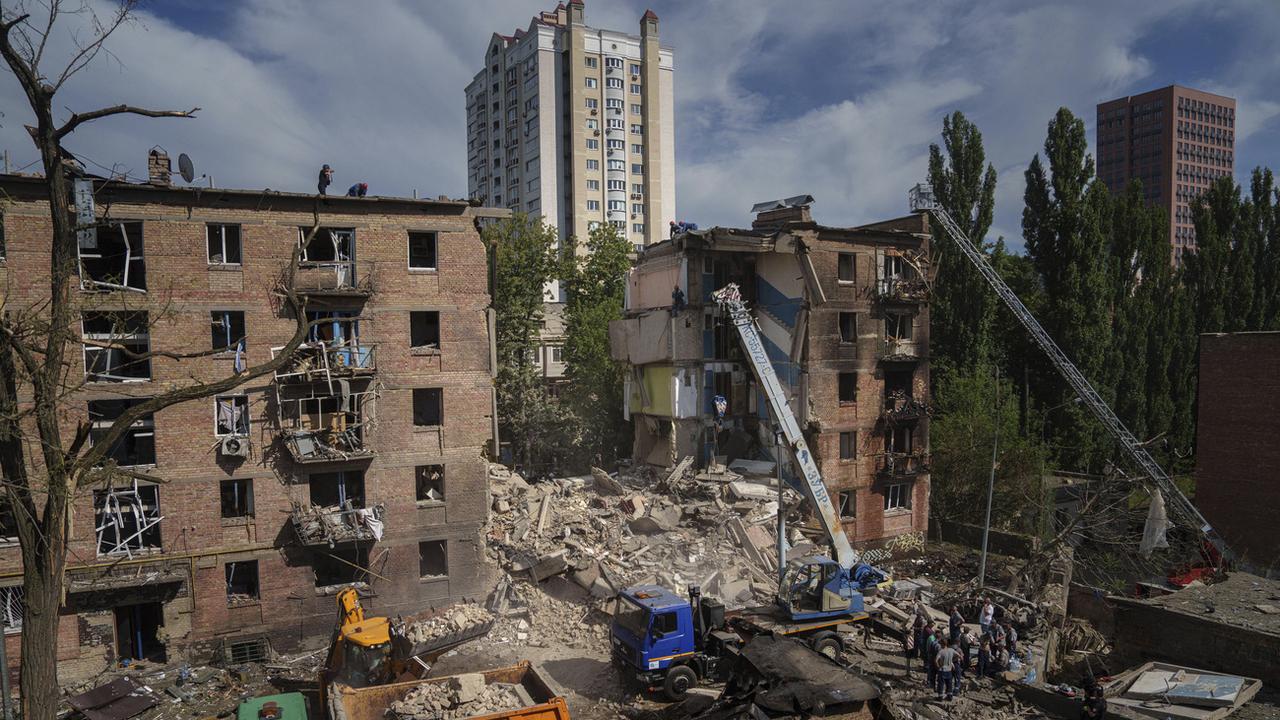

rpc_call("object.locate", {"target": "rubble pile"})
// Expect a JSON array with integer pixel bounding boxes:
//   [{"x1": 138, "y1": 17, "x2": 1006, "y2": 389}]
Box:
[
  {"x1": 488, "y1": 578, "x2": 610, "y2": 649},
  {"x1": 402, "y1": 604, "x2": 495, "y2": 646},
  {"x1": 388, "y1": 676, "x2": 527, "y2": 720},
  {"x1": 290, "y1": 502, "x2": 385, "y2": 545},
  {"x1": 485, "y1": 462, "x2": 800, "y2": 608}
]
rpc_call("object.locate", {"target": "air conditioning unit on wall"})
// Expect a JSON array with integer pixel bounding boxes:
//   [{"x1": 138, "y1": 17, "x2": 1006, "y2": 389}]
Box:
[{"x1": 220, "y1": 435, "x2": 250, "y2": 458}]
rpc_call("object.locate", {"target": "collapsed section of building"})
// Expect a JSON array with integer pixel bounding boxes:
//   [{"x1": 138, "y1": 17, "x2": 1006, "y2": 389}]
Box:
[{"x1": 610, "y1": 197, "x2": 931, "y2": 546}]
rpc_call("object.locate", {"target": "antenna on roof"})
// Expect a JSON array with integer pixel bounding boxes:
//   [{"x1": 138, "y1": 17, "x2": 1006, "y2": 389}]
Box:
[{"x1": 176, "y1": 152, "x2": 214, "y2": 187}]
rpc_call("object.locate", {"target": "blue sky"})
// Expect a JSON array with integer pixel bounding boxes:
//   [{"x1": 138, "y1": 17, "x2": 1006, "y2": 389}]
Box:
[{"x1": 2, "y1": 0, "x2": 1277, "y2": 251}]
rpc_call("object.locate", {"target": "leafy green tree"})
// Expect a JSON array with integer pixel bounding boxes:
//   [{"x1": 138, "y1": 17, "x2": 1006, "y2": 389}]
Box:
[
  {"x1": 484, "y1": 213, "x2": 567, "y2": 472},
  {"x1": 561, "y1": 224, "x2": 633, "y2": 467},
  {"x1": 1186, "y1": 177, "x2": 1240, "y2": 334},
  {"x1": 927, "y1": 111, "x2": 999, "y2": 372},
  {"x1": 1022, "y1": 108, "x2": 1114, "y2": 470}
]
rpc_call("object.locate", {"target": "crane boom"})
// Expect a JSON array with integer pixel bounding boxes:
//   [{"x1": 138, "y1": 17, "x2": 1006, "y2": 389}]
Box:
[
  {"x1": 907, "y1": 183, "x2": 1228, "y2": 558},
  {"x1": 711, "y1": 284, "x2": 858, "y2": 568}
]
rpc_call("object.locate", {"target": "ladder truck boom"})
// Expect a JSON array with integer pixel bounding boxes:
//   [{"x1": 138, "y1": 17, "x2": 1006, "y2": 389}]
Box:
[
  {"x1": 710, "y1": 283, "x2": 857, "y2": 569},
  {"x1": 907, "y1": 183, "x2": 1229, "y2": 559}
]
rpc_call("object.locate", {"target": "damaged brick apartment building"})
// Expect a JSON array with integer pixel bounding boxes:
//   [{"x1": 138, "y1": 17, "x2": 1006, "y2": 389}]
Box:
[
  {"x1": 0, "y1": 152, "x2": 499, "y2": 682},
  {"x1": 610, "y1": 198, "x2": 931, "y2": 545}
]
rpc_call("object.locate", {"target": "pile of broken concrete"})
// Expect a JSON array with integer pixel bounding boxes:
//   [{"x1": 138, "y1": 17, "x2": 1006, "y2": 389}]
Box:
[
  {"x1": 401, "y1": 603, "x2": 494, "y2": 647},
  {"x1": 485, "y1": 462, "x2": 807, "y2": 608},
  {"x1": 388, "y1": 674, "x2": 528, "y2": 720}
]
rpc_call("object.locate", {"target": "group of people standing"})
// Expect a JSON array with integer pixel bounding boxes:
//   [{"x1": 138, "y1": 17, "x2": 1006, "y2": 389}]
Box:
[{"x1": 902, "y1": 596, "x2": 1020, "y2": 701}]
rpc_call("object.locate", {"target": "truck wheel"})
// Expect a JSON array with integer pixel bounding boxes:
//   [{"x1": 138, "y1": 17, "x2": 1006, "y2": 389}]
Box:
[
  {"x1": 663, "y1": 665, "x2": 698, "y2": 701},
  {"x1": 811, "y1": 634, "x2": 842, "y2": 660}
]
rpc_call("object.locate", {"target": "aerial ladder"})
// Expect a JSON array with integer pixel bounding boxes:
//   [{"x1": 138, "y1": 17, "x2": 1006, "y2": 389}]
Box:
[
  {"x1": 906, "y1": 183, "x2": 1230, "y2": 563},
  {"x1": 710, "y1": 284, "x2": 886, "y2": 620}
]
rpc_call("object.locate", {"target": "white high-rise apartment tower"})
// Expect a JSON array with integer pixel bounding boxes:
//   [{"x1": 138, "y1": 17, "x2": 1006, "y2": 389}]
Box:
[{"x1": 465, "y1": 2, "x2": 675, "y2": 258}]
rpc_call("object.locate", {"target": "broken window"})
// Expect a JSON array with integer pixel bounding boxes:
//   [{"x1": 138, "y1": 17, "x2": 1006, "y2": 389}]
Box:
[
  {"x1": 883, "y1": 253, "x2": 908, "y2": 280},
  {"x1": 838, "y1": 491, "x2": 856, "y2": 518},
  {"x1": 309, "y1": 471, "x2": 365, "y2": 509},
  {"x1": 416, "y1": 465, "x2": 445, "y2": 503},
  {"x1": 206, "y1": 224, "x2": 242, "y2": 265},
  {"x1": 884, "y1": 483, "x2": 912, "y2": 511},
  {"x1": 211, "y1": 311, "x2": 246, "y2": 352},
  {"x1": 220, "y1": 478, "x2": 254, "y2": 518},
  {"x1": 408, "y1": 232, "x2": 438, "y2": 270},
  {"x1": 79, "y1": 221, "x2": 146, "y2": 292},
  {"x1": 0, "y1": 587, "x2": 23, "y2": 630},
  {"x1": 83, "y1": 311, "x2": 151, "y2": 382},
  {"x1": 413, "y1": 388, "x2": 443, "y2": 427},
  {"x1": 837, "y1": 253, "x2": 855, "y2": 283},
  {"x1": 410, "y1": 311, "x2": 441, "y2": 349},
  {"x1": 839, "y1": 431, "x2": 856, "y2": 460},
  {"x1": 215, "y1": 395, "x2": 250, "y2": 436},
  {"x1": 314, "y1": 547, "x2": 369, "y2": 588},
  {"x1": 89, "y1": 399, "x2": 156, "y2": 467},
  {"x1": 419, "y1": 540, "x2": 448, "y2": 579},
  {"x1": 885, "y1": 370, "x2": 913, "y2": 400},
  {"x1": 94, "y1": 483, "x2": 161, "y2": 556},
  {"x1": 838, "y1": 312, "x2": 857, "y2": 343},
  {"x1": 838, "y1": 372, "x2": 857, "y2": 404},
  {"x1": 886, "y1": 313, "x2": 913, "y2": 341},
  {"x1": 225, "y1": 560, "x2": 260, "y2": 603},
  {"x1": 886, "y1": 425, "x2": 914, "y2": 454},
  {"x1": 299, "y1": 227, "x2": 353, "y2": 262}
]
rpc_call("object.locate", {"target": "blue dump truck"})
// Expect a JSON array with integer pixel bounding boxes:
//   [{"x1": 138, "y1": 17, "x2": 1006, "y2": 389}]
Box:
[{"x1": 610, "y1": 576, "x2": 881, "y2": 701}]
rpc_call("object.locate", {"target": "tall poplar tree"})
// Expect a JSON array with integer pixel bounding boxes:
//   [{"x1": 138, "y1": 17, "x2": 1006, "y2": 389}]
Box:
[{"x1": 927, "y1": 111, "x2": 998, "y2": 372}]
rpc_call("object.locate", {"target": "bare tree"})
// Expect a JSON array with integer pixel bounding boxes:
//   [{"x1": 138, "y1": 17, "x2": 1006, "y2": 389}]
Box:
[{"x1": 0, "y1": 4, "x2": 317, "y2": 718}]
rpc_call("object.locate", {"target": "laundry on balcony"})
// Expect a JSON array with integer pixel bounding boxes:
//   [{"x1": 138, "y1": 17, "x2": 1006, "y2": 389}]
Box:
[{"x1": 290, "y1": 502, "x2": 386, "y2": 547}]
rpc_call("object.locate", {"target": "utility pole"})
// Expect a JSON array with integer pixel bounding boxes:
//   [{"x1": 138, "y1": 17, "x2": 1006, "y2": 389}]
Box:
[{"x1": 978, "y1": 365, "x2": 1000, "y2": 588}]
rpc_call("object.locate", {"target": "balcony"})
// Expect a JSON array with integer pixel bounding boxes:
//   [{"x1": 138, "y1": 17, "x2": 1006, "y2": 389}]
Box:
[
  {"x1": 877, "y1": 452, "x2": 930, "y2": 478},
  {"x1": 883, "y1": 390, "x2": 929, "y2": 422},
  {"x1": 294, "y1": 259, "x2": 374, "y2": 297},
  {"x1": 876, "y1": 276, "x2": 929, "y2": 303},
  {"x1": 881, "y1": 338, "x2": 923, "y2": 362},
  {"x1": 277, "y1": 389, "x2": 375, "y2": 464},
  {"x1": 273, "y1": 341, "x2": 377, "y2": 383},
  {"x1": 290, "y1": 502, "x2": 385, "y2": 547}
]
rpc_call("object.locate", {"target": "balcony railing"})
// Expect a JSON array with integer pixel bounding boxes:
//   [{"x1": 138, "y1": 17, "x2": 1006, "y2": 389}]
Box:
[
  {"x1": 282, "y1": 426, "x2": 373, "y2": 464},
  {"x1": 273, "y1": 341, "x2": 377, "y2": 383},
  {"x1": 877, "y1": 452, "x2": 930, "y2": 477},
  {"x1": 881, "y1": 338, "x2": 923, "y2": 361},
  {"x1": 290, "y1": 502, "x2": 385, "y2": 547},
  {"x1": 877, "y1": 276, "x2": 929, "y2": 303},
  {"x1": 294, "y1": 259, "x2": 374, "y2": 296},
  {"x1": 883, "y1": 390, "x2": 930, "y2": 422}
]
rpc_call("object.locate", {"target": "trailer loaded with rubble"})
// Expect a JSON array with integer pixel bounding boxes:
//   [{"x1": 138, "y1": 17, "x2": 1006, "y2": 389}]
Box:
[{"x1": 329, "y1": 661, "x2": 569, "y2": 720}]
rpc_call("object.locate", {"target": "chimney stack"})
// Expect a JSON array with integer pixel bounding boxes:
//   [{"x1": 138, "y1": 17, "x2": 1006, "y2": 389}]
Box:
[{"x1": 147, "y1": 148, "x2": 171, "y2": 186}]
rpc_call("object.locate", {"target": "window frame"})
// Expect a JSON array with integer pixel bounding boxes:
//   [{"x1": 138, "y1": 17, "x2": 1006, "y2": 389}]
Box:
[
  {"x1": 838, "y1": 490, "x2": 856, "y2": 518},
  {"x1": 837, "y1": 253, "x2": 855, "y2": 283},
  {"x1": 838, "y1": 372, "x2": 857, "y2": 405},
  {"x1": 407, "y1": 231, "x2": 439, "y2": 271},
  {"x1": 225, "y1": 560, "x2": 260, "y2": 604},
  {"x1": 884, "y1": 483, "x2": 912, "y2": 511},
  {"x1": 206, "y1": 223, "x2": 242, "y2": 265},
  {"x1": 839, "y1": 431, "x2": 856, "y2": 460},
  {"x1": 219, "y1": 478, "x2": 255, "y2": 519},
  {"x1": 418, "y1": 539, "x2": 449, "y2": 579},
  {"x1": 211, "y1": 310, "x2": 247, "y2": 353},
  {"x1": 214, "y1": 394, "x2": 250, "y2": 437},
  {"x1": 415, "y1": 465, "x2": 446, "y2": 505},
  {"x1": 412, "y1": 388, "x2": 444, "y2": 428},
  {"x1": 88, "y1": 399, "x2": 157, "y2": 468},
  {"x1": 82, "y1": 311, "x2": 152, "y2": 383},
  {"x1": 838, "y1": 312, "x2": 857, "y2": 344}
]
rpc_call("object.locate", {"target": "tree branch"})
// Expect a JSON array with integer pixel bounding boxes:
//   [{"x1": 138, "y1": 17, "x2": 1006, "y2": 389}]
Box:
[{"x1": 56, "y1": 104, "x2": 199, "y2": 139}]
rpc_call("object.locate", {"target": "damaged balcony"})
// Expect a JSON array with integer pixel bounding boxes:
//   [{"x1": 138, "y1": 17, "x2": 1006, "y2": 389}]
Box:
[
  {"x1": 876, "y1": 451, "x2": 930, "y2": 478},
  {"x1": 875, "y1": 249, "x2": 928, "y2": 303},
  {"x1": 272, "y1": 341, "x2": 377, "y2": 382},
  {"x1": 294, "y1": 228, "x2": 374, "y2": 297},
  {"x1": 883, "y1": 389, "x2": 930, "y2": 422},
  {"x1": 290, "y1": 503, "x2": 385, "y2": 547},
  {"x1": 276, "y1": 387, "x2": 375, "y2": 464},
  {"x1": 880, "y1": 338, "x2": 923, "y2": 362}
]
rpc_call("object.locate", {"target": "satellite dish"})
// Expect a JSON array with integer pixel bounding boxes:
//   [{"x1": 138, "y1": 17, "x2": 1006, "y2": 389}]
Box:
[{"x1": 178, "y1": 153, "x2": 195, "y2": 184}]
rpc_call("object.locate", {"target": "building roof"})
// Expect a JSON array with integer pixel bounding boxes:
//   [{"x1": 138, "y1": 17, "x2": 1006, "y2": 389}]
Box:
[
  {"x1": 1137, "y1": 572, "x2": 1280, "y2": 637},
  {"x1": 642, "y1": 9, "x2": 658, "y2": 20},
  {"x1": 0, "y1": 172, "x2": 487, "y2": 215}
]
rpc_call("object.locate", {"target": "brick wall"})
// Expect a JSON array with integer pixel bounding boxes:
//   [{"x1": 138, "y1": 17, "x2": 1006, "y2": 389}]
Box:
[
  {"x1": 0, "y1": 179, "x2": 497, "y2": 682},
  {"x1": 1195, "y1": 332, "x2": 1280, "y2": 576}
]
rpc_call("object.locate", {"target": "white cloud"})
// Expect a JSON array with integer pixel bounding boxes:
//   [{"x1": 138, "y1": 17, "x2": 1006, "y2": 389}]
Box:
[{"x1": 1, "y1": 0, "x2": 1277, "y2": 250}]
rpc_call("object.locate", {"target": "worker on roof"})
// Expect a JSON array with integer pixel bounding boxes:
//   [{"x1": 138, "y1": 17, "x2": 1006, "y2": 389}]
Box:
[
  {"x1": 347, "y1": 182, "x2": 368, "y2": 197},
  {"x1": 318, "y1": 164, "x2": 334, "y2": 195}
]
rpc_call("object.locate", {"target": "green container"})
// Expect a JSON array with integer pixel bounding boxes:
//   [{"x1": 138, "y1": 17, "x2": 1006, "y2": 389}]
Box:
[{"x1": 237, "y1": 692, "x2": 308, "y2": 720}]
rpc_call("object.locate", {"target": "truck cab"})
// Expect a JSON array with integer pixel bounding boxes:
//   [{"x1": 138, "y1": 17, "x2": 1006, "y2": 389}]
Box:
[
  {"x1": 611, "y1": 585, "x2": 739, "y2": 700},
  {"x1": 778, "y1": 556, "x2": 888, "y2": 621}
]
